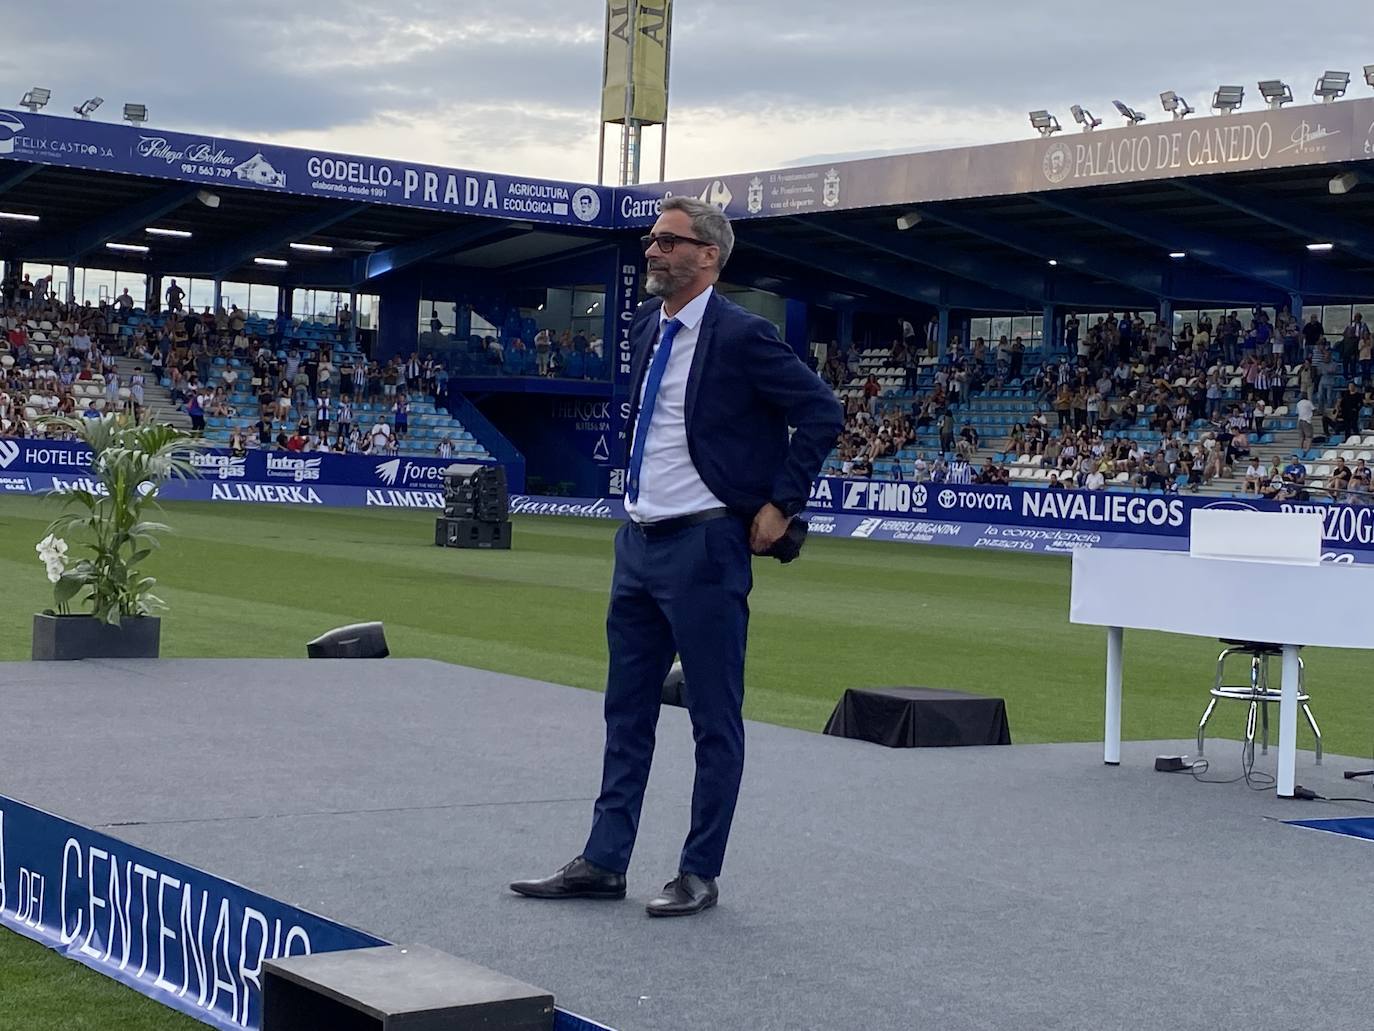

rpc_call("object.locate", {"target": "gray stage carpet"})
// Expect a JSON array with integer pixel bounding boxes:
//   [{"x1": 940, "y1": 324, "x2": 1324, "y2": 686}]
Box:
[{"x1": 3, "y1": 658, "x2": 1373, "y2": 1031}]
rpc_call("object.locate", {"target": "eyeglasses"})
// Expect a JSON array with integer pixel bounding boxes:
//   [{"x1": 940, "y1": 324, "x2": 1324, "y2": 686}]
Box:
[{"x1": 641, "y1": 232, "x2": 714, "y2": 253}]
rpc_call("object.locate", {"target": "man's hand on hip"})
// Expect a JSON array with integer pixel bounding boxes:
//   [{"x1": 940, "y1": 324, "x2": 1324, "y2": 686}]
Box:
[{"x1": 749, "y1": 503, "x2": 789, "y2": 554}]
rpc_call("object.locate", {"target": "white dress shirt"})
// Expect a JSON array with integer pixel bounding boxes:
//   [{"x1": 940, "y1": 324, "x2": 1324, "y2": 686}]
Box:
[{"x1": 624, "y1": 285, "x2": 726, "y2": 524}]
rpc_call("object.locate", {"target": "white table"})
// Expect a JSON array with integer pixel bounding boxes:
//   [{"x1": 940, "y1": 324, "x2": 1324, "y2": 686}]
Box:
[{"x1": 1070, "y1": 548, "x2": 1374, "y2": 797}]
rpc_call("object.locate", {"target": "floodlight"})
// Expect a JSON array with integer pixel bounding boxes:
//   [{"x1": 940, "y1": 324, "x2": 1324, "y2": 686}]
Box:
[
  {"x1": 1212, "y1": 85, "x2": 1245, "y2": 113},
  {"x1": 196, "y1": 190, "x2": 220, "y2": 209},
  {"x1": 105, "y1": 243, "x2": 149, "y2": 253},
  {"x1": 1257, "y1": 80, "x2": 1292, "y2": 109},
  {"x1": 1070, "y1": 105, "x2": 1101, "y2": 132},
  {"x1": 1365, "y1": 65, "x2": 1374, "y2": 88},
  {"x1": 1112, "y1": 100, "x2": 1146, "y2": 125},
  {"x1": 1330, "y1": 172, "x2": 1361, "y2": 195},
  {"x1": 0, "y1": 211, "x2": 40, "y2": 222},
  {"x1": 122, "y1": 103, "x2": 148, "y2": 125},
  {"x1": 1306, "y1": 242, "x2": 1334, "y2": 252},
  {"x1": 254, "y1": 257, "x2": 288, "y2": 267},
  {"x1": 19, "y1": 87, "x2": 50, "y2": 113},
  {"x1": 73, "y1": 96, "x2": 103, "y2": 119},
  {"x1": 895, "y1": 211, "x2": 923, "y2": 231},
  {"x1": 1029, "y1": 110, "x2": 1061, "y2": 137},
  {"x1": 1169, "y1": 251, "x2": 1187, "y2": 259},
  {"x1": 290, "y1": 242, "x2": 334, "y2": 253},
  {"x1": 1160, "y1": 91, "x2": 1194, "y2": 119},
  {"x1": 1047, "y1": 259, "x2": 1058, "y2": 266},
  {"x1": 1314, "y1": 71, "x2": 1350, "y2": 103},
  {"x1": 145, "y1": 227, "x2": 192, "y2": 238}
]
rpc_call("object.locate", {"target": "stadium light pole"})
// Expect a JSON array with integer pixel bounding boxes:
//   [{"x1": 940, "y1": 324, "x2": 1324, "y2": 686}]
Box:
[
  {"x1": 1029, "y1": 110, "x2": 1061, "y2": 137},
  {"x1": 1212, "y1": 85, "x2": 1244, "y2": 114},
  {"x1": 122, "y1": 103, "x2": 148, "y2": 126},
  {"x1": 1313, "y1": 71, "x2": 1350, "y2": 103},
  {"x1": 1365, "y1": 66, "x2": 1374, "y2": 88},
  {"x1": 1257, "y1": 80, "x2": 1292, "y2": 109},
  {"x1": 19, "y1": 87, "x2": 50, "y2": 113},
  {"x1": 73, "y1": 96, "x2": 103, "y2": 119},
  {"x1": 1112, "y1": 100, "x2": 1146, "y2": 125},
  {"x1": 1160, "y1": 91, "x2": 1194, "y2": 119},
  {"x1": 1070, "y1": 105, "x2": 1101, "y2": 132}
]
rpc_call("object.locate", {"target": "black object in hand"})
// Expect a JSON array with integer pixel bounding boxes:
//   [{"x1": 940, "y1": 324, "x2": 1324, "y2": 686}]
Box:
[{"x1": 764, "y1": 517, "x2": 808, "y2": 563}]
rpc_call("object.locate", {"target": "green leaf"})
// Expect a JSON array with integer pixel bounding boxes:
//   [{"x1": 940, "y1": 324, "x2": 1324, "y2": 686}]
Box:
[{"x1": 53, "y1": 573, "x2": 83, "y2": 606}]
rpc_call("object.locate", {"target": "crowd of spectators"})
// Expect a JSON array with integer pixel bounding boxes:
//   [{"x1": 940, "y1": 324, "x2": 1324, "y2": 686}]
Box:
[
  {"x1": 0, "y1": 274, "x2": 464, "y2": 456},
  {"x1": 1, "y1": 293, "x2": 132, "y2": 438},
  {"x1": 824, "y1": 305, "x2": 1374, "y2": 492}
]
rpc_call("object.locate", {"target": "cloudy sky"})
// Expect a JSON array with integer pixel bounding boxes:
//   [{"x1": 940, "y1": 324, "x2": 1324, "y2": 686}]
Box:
[{"x1": 4, "y1": 1, "x2": 1373, "y2": 183}]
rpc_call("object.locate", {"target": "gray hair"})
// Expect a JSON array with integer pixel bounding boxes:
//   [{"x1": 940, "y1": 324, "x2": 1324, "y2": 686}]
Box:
[{"x1": 660, "y1": 195, "x2": 734, "y2": 272}]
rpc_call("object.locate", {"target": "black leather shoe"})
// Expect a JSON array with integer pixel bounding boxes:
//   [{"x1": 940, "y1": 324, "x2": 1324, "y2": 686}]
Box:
[
  {"x1": 509, "y1": 857, "x2": 626, "y2": 900},
  {"x1": 645, "y1": 873, "x2": 718, "y2": 917}
]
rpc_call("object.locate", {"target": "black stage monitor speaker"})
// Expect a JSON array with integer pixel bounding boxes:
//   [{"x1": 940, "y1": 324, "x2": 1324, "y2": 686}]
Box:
[
  {"x1": 437, "y1": 463, "x2": 512, "y2": 549},
  {"x1": 444, "y1": 463, "x2": 509, "y2": 522},
  {"x1": 435, "y1": 517, "x2": 512, "y2": 549},
  {"x1": 307, "y1": 622, "x2": 390, "y2": 659}
]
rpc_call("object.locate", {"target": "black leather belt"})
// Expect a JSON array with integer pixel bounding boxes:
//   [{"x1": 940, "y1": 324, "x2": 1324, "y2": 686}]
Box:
[{"x1": 630, "y1": 507, "x2": 733, "y2": 540}]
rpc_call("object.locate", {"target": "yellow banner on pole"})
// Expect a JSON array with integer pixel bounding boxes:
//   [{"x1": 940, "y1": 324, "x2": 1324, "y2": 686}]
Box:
[{"x1": 601, "y1": 0, "x2": 671, "y2": 126}]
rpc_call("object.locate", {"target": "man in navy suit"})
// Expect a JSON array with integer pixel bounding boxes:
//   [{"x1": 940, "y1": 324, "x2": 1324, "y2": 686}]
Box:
[{"x1": 512, "y1": 196, "x2": 844, "y2": 916}]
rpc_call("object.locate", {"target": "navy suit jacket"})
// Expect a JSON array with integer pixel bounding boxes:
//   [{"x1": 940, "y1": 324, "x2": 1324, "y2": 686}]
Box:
[{"x1": 624, "y1": 290, "x2": 844, "y2": 518}]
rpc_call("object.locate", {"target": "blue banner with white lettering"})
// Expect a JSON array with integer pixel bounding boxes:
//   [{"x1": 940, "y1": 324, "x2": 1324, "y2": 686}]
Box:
[
  {"x1": 0, "y1": 109, "x2": 611, "y2": 228},
  {"x1": 0, "y1": 437, "x2": 495, "y2": 490},
  {"x1": 0, "y1": 793, "x2": 385, "y2": 1031},
  {"x1": 0, "y1": 795, "x2": 617, "y2": 1031},
  {"x1": 5, "y1": 438, "x2": 1373, "y2": 564}
]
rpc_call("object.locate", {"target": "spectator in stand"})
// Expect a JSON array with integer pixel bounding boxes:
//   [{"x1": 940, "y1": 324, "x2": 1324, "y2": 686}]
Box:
[
  {"x1": 315, "y1": 391, "x2": 331, "y2": 436},
  {"x1": 286, "y1": 428, "x2": 306, "y2": 451},
  {"x1": 185, "y1": 388, "x2": 204, "y2": 435},
  {"x1": 437, "y1": 435, "x2": 453, "y2": 459},
  {"x1": 1338, "y1": 382, "x2": 1364, "y2": 440},
  {"x1": 1296, "y1": 393, "x2": 1314, "y2": 450},
  {"x1": 393, "y1": 392, "x2": 410, "y2": 440},
  {"x1": 1360, "y1": 318, "x2": 1374, "y2": 386},
  {"x1": 1351, "y1": 459, "x2": 1373, "y2": 503},
  {"x1": 1283, "y1": 454, "x2": 1308, "y2": 492},
  {"x1": 1326, "y1": 458, "x2": 1352, "y2": 501},
  {"x1": 937, "y1": 409, "x2": 954, "y2": 456},
  {"x1": 861, "y1": 373, "x2": 881, "y2": 415},
  {"x1": 165, "y1": 280, "x2": 185, "y2": 313},
  {"x1": 368, "y1": 416, "x2": 392, "y2": 454},
  {"x1": 336, "y1": 395, "x2": 353, "y2": 443}
]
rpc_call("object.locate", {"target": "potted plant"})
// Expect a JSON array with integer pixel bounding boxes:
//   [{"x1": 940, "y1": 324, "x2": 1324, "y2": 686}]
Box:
[{"x1": 31, "y1": 416, "x2": 201, "y2": 661}]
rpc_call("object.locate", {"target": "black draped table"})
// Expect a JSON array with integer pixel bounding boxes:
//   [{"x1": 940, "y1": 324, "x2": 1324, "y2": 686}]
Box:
[{"x1": 823, "y1": 687, "x2": 1011, "y2": 748}]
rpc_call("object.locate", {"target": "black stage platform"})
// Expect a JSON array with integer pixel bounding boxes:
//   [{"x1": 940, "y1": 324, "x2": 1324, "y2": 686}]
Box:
[{"x1": 3, "y1": 659, "x2": 1372, "y2": 1031}]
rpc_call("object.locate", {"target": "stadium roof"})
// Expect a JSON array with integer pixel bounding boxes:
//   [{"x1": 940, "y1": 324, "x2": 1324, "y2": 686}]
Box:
[{"x1": 2, "y1": 99, "x2": 1373, "y2": 310}]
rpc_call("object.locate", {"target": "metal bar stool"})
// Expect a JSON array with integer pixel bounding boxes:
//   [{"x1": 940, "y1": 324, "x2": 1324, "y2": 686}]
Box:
[{"x1": 1197, "y1": 640, "x2": 1322, "y2": 764}]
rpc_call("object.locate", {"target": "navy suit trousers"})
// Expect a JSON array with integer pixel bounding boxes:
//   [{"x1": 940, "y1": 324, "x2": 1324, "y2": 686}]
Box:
[{"x1": 582, "y1": 516, "x2": 752, "y2": 879}]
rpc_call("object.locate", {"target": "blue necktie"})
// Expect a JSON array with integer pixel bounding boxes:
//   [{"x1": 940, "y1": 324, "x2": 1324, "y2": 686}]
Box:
[{"x1": 626, "y1": 317, "x2": 682, "y2": 505}]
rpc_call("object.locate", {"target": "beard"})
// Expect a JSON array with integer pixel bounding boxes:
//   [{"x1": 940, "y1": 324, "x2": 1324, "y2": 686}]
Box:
[{"x1": 645, "y1": 264, "x2": 692, "y2": 297}]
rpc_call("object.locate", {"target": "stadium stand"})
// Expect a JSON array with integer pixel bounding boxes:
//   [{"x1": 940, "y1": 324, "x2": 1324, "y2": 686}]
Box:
[
  {"x1": 0, "y1": 291, "x2": 488, "y2": 461},
  {"x1": 821, "y1": 305, "x2": 1374, "y2": 503}
]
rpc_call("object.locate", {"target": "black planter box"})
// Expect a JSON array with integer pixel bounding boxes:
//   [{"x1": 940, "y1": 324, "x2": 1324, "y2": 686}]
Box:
[{"x1": 32, "y1": 614, "x2": 161, "y2": 661}]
